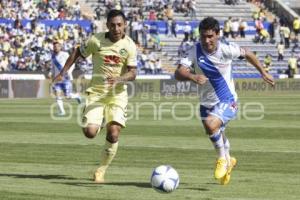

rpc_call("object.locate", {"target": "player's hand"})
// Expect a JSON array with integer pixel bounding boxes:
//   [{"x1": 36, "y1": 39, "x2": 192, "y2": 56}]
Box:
[
  {"x1": 106, "y1": 76, "x2": 122, "y2": 86},
  {"x1": 190, "y1": 74, "x2": 208, "y2": 85},
  {"x1": 262, "y1": 72, "x2": 275, "y2": 87},
  {"x1": 52, "y1": 73, "x2": 63, "y2": 84}
]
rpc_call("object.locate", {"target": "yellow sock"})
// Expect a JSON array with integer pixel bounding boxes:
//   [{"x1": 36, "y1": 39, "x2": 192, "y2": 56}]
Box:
[{"x1": 96, "y1": 140, "x2": 118, "y2": 173}]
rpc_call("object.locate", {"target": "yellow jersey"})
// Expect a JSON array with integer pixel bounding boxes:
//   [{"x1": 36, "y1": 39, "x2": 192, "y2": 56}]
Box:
[
  {"x1": 293, "y1": 19, "x2": 300, "y2": 30},
  {"x1": 80, "y1": 32, "x2": 137, "y2": 95}
]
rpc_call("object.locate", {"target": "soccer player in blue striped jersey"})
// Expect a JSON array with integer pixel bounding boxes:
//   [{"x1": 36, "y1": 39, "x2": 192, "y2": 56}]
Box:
[
  {"x1": 51, "y1": 39, "x2": 81, "y2": 116},
  {"x1": 175, "y1": 17, "x2": 274, "y2": 185}
]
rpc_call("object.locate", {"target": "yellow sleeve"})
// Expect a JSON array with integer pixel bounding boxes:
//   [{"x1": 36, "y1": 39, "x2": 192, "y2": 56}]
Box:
[
  {"x1": 126, "y1": 40, "x2": 137, "y2": 66},
  {"x1": 79, "y1": 35, "x2": 100, "y2": 58}
]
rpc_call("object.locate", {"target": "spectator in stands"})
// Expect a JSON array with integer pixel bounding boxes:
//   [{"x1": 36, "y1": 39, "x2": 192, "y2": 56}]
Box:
[
  {"x1": 267, "y1": 19, "x2": 273, "y2": 43},
  {"x1": 150, "y1": 32, "x2": 162, "y2": 51},
  {"x1": 0, "y1": 55, "x2": 9, "y2": 72},
  {"x1": 155, "y1": 58, "x2": 162, "y2": 74},
  {"x1": 282, "y1": 25, "x2": 291, "y2": 48},
  {"x1": 263, "y1": 54, "x2": 272, "y2": 73},
  {"x1": 94, "y1": 5, "x2": 103, "y2": 20},
  {"x1": 148, "y1": 9, "x2": 157, "y2": 21},
  {"x1": 171, "y1": 19, "x2": 178, "y2": 38},
  {"x1": 277, "y1": 41, "x2": 284, "y2": 61},
  {"x1": 72, "y1": 1, "x2": 81, "y2": 19},
  {"x1": 288, "y1": 54, "x2": 298, "y2": 78},
  {"x1": 183, "y1": 21, "x2": 192, "y2": 41},
  {"x1": 164, "y1": 4, "x2": 174, "y2": 21},
  {"x1": 181, "y1": 0, "x2": 189, "y2": 17},
  {"x1": 255, "y1": 18, "x2": 264, "y2": 34},
  {"x1": 223, "y1": 19, "x2": 231, "y2": 38},
  {"x1": 189, "y1": 0, "x2": 196, "y2": 20},
  {"x1": 293, "y1": 17, "x2": 300, "y2": 39},
  {"x1": 192, "y1": 26, "x2": 200, "y2": 41},
  {"x1": 148, "y1": 50, "x2": 161, "y2": 74},
  {"x1": 178, "y1": 38, "x2": 193, "y2": 58},
  {"x1": 138, "y1": 49, "x2": 150, "y2": 74},
  {"x1": 141, "y1": 25, "x2": 149, "y2": 48},
  {"x1": 230, "y1": 19, "x2": 239, "y2": 39},
  {"x1": 239, "y1": 19, "x2": 247, "y2": 38},
  {"x1": 259, "y1": 28, "x2": 269, "y2": 44},
  {"x1": 9, "y1": 50, "x2": 19, "y2": 70},
  {"x1": 131, "y1": 16, "x2": 140, "y2": 43},
  {"x1": 172, "y1": 0, "x2": 181, "y2": 12}
]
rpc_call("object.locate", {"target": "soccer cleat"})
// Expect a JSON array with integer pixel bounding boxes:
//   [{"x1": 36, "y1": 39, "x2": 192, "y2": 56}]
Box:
[
  {"x1": 94, "y1": 170, "x2": 105, "y2": 183},
  {"x1": 214, "y1": 158, "x2": 228, "y2": 179},
  {"x1": 220, "y1": 157, "x2": 237, "y2": 185},
  {"x1": 57, "y1": 112, "x2": 66, "y2": 116}
]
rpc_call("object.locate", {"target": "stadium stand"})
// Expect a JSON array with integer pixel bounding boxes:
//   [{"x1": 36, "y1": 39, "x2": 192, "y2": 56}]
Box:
[{"x1": 1, "y1": 0, "x2": 300, "y2": 78}]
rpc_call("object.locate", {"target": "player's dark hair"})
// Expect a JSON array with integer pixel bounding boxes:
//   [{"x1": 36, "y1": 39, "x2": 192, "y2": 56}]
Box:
[
  {"x1": 199, "y1": 17, "x2": 220, "y2": 34},
  {"x1": 107, "y1": 9, "x2": 126, "y2": 22}
]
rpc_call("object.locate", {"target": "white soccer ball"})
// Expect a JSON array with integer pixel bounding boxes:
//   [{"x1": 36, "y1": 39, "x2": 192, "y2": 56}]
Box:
[{"x1": 150, "y1": 165, "x2": 179, "y2": 193}]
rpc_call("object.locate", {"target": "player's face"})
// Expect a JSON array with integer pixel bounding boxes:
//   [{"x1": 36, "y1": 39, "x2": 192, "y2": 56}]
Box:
[
  {"x1": 107, "y1": 16, "x2": 127, "y2": 42},
  {"x1": 200, "y1": 29, "x2": 219, "y2": 53},
  {"x1": 53, "y1": 43, "x2": 61, "y2": 54}
]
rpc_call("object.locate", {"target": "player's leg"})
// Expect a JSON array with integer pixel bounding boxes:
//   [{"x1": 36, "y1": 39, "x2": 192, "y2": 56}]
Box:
[
  {"x1": 63, "y1": 81, "x2": 82, "y2": 104},
  {"x1": 201, "y1": 102, "x2": 238, "y2": 180},
  {"x1": 53, "y1": 83, "x2": 65, "y2": 115},
  {"x1": 220, "y1": 126, "x2": 231, "y2": 164},
  {"x1": 81, "y1": 94, "x2": 105, "y2": 138},
  {"x1": 201, "y1": 112, "x2": 227, "y2": 180},
  {"x1": 220, "y1": 126, "x2": 237, "y2": 185},
  {"x1": 94, "y1": 121, "x2": 122, "y2": 183},
  {"x1": 94, "y1": 93, "x2": 127, "y2": 183}
]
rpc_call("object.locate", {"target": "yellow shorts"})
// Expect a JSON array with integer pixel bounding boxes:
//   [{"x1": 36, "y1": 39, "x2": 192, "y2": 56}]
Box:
[{"x1": 82, "y1": 91, "x2": 128, "y2": 128}]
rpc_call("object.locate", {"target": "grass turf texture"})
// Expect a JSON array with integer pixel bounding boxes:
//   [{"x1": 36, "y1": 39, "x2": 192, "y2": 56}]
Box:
[{"x1": 0, "y1": 91, "x2": 300, "y2": 200}]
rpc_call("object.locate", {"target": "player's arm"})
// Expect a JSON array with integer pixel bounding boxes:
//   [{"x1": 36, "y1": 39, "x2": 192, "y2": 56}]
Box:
[
  {"x1": 53, "y1": 47, "x2": 82, "y2": 83},
  {"x1": 244, "y1": 49, "x2": 275, "y2": 86},
  {"x1": 175, "y1": 64, "x2": 207, "y2": 85},
  {"x1": 107, "y1": 65, "x2": 137, "y2": 85}
]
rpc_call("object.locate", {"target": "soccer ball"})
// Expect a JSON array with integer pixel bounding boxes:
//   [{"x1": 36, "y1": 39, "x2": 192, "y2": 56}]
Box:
[{"x1": 150, "y1": 165, "x2": 179, "y2": 193}]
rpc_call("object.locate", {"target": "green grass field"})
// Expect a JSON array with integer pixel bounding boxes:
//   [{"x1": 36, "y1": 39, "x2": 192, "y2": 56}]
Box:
[{"x1": 0, "y1": 91, "x2": 300, "y2": 200}]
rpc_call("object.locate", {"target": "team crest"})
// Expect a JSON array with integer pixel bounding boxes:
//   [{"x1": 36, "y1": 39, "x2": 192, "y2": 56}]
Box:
[{"x1": 119, "y1": 48, "x2": 128, "y2": 57}]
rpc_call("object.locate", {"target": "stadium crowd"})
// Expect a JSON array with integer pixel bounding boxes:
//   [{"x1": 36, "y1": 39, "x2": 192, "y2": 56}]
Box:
[
  {"x1": 0, "y1": 0, "x2": 300, "y2": 76},
  {"x1": 0, "y1": 0, "x2": 94, "y2": 73}
]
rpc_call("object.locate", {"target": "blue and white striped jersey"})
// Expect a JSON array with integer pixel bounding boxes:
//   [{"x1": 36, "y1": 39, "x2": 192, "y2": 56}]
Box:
[
  {"x1": 179, "y1": 41, "x2": 245, "y2": 107},
  {"x1": 51, "y1": 51, "x2": 74, "y2": 82}
]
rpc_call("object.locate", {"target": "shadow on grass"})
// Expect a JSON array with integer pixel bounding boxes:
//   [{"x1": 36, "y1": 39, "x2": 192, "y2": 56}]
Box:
[
  {"x1": 181, "y1": 187, "x2": 209, "y2": 191},
  {"x1": 55, "y1": 181, "x2": 209, "y2": 191},
  {"x1": 0, "y1": 173, "x2": 77, "y2": 180},
  {"x1": 53, "y1": 181, "x2": 152, "y2": 188}
]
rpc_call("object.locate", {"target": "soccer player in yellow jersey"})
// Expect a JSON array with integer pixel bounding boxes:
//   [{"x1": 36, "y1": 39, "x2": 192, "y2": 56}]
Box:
[{"x1": 53, "y1": 9, "x2": 137, "y2": 183}]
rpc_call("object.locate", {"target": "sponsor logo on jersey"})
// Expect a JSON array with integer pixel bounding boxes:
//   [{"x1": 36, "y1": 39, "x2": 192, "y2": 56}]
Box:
[{"x1": 104, "y1": 55, "x2": 121, "y2": 65}]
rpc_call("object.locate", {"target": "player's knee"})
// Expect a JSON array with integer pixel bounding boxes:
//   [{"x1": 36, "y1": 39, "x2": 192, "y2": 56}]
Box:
[
  {"x1": 203, "y1": 117, "x2": 221, "y2": 135},
  {"x1": 106, "y1": 122, "x2": 121, "y2": 143},
  {"x1": 82, "y1": 126, "x2": 99, "y2": 139}
]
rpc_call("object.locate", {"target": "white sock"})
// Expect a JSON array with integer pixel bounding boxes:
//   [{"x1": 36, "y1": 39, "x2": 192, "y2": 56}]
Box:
[
  {"x1": 56, "y1": 98, "x2": 65, "y2": 114},
  {"x1": 222, "y1": 131, "x2": 231, "y2": 164},
  {"x1": 209, "y1": 129, "x2": 226, "y2": 159},
  {"x1": 70, "y1": 93, "x2": 80, "y2": 99}
]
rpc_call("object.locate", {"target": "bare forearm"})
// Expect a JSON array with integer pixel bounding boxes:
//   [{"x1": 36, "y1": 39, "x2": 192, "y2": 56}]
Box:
[
  {"x1": 175, "y1": 65, "x2": 194, "y2": 81},
  {"x1": 119, "y1": 68, "x2": 137, "y2": 82}
]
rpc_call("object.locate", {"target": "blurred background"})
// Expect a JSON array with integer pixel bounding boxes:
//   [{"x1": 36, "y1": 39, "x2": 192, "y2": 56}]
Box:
[{"x1": 0, "y1": 0, "x2": 300, "y2": 99}]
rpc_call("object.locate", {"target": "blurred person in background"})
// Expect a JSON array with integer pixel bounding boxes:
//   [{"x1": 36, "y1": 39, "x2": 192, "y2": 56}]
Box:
[
  {"x1": 263, "y1": 54, "x2": 272, "y2": 73},
  {"x1": 50, "y1": 39, "x2": 81, "y2": 116}
]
